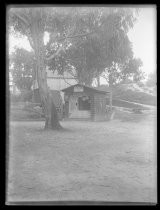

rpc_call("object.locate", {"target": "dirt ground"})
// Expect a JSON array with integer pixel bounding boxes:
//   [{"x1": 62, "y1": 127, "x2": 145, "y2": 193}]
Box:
[{"x1": 7, "y1": 111, "x2": 157, "y2": 203}]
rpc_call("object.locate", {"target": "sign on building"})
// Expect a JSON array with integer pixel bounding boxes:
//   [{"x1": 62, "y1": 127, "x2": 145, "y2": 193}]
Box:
[{"x1": 74, "y1": 86, "x2": 84, "y2": 92}]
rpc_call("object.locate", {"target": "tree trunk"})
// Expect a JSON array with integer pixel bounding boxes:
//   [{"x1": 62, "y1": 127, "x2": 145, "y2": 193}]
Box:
[
  {"x1": 43, "y1": 92, "x2": 62, "y2": 130},
  {"x1": 97, "y1": 76, "x2": 100, "y2": 87},
  {"x1": 109, "y1": 74, "x2": 113, "y2": 111},
  {"x1": 109, "y1": 89, "x2": 112, "y2": 110},
  {"x1": 31, "y1": 9, "x2": 62, "y2": 130}
]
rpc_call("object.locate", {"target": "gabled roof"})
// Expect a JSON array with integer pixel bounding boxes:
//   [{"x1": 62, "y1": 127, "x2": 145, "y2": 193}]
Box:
[{"x1": 61, "y1": 84, "x2": 110, "y2": 94}]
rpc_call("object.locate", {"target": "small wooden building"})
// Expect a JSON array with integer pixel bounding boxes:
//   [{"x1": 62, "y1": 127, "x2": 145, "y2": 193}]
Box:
[{"x1": 61, "y1": 84, "x2": 110, "y2": 121}]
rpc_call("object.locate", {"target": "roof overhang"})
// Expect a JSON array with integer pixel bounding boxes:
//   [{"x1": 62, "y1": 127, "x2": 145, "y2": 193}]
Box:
[{"x1": 61, "y1": 84, "x2": 110, "y2": 94}]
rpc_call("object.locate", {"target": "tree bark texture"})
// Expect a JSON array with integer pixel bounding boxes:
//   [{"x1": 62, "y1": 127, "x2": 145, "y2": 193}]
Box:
[
  {"x1": 109, "y1": 73, "x2": 113, "y2": 111},
  {"x1": 31, "y1": 9, "x2": 62, "y2": 130},
  {"x1": 97, "y1": 76, "x2": 100, "y2": 87},
  {"x1": 109, "y1": 89, "x2": 112, "y2": 110}
]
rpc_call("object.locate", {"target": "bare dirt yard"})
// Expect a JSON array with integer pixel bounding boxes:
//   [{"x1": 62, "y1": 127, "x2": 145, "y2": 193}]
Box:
[{"x1": 7, "y1": 110, "x2": 157, "y2": 203}]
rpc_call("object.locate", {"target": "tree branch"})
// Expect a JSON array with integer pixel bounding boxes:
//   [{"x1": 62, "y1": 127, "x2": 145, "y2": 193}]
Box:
[
  {"x1": 46, "y1": 22, "x2": 105, "y2": 61},
  {"x1": 27, "y1": 35, "x2": 34, "y2": 50},
  {"x1": 67, "y1": 69, "x2": 77, "y2": 79},
  {"x1": 62, "y1": 74, "x2": 76, "y2": 86},
  {"x1": 12, "y1": 11, "x2": 30, "y2": 27},
  {"x1": 58, "y1": 31, "x2": 94, "y2": 42},
  {"x1": 57, "y1": 22, "x2": 104, "y2": 42},
  {"x1": 46, "y1": 44, "x2": 65, "y2": 61}
]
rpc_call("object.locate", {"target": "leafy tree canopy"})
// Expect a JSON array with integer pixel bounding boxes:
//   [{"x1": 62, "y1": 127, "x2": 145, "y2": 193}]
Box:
[
  {"x1": 145, "y1": 71, "x2": 156, "y2": 87},
  {"x1": 43, "y1": 7, "x2": 140, "y2": 86},
  {"x1": 10, "y1": 48, "x2": 36, "y2": 91},
  {"x1": 8, "y1": 7, "x2": 143, "y2": 127}
]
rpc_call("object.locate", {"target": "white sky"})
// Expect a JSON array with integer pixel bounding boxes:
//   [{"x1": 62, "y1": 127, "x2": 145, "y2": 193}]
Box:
[
  {"x1": 9, "y1": 7, "x2": 156, "y2": 77},
  {"x1": 128, "y1": 7, "x2": 156, "y2": 76}
]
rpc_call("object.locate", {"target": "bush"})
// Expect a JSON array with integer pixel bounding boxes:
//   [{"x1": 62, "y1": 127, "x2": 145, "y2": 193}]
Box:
[
  {"x1": 10, "y1": 103, "x2": 45, "y2": 120},
  {"x1": 20, "y1": 90, "x2": 33, "y2": 102}
]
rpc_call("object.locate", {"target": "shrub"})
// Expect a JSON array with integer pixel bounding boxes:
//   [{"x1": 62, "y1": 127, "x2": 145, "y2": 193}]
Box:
[{"x1": 20, "y1": 90, "x2": 33, "y2": 102}]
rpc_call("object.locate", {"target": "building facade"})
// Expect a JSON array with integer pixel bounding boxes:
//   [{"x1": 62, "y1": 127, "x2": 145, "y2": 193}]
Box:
[{"x1": 62, "y1": 84, "x2": 110, "y2": 121}]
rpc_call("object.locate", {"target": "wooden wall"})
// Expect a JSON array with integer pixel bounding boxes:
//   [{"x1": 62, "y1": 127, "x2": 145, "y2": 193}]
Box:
[
  {"x1": 64, "y1": 90, "x2": 107, "y2": 121},
  {"x1": 93, "y1": 93, "x2": 107, "y2": 121},
  {"x1": 68, "y1": 93, "x2": 91, "y2": 119}
]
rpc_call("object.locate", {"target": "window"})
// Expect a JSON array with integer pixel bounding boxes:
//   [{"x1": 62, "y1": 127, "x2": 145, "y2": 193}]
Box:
[{"x1": 78, "y1": 96, "x2": 91, "y2": 110}]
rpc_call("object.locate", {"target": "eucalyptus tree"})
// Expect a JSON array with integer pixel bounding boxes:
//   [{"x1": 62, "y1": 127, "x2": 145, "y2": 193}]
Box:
[
  {"x1": 46, "y1": 7, "x2": 139, "y2": 87},
  {"x1": 9, "y1": 7, "x2": 81, "y2": 129},
  {"x1": 96, "y1": 9, "x2": 142, "y2": 110},
  {"x1": 101, "y1": 58, "x2": 144, "y2": 109},
  {"x1": 8, "y1": 7, "x2": 107, "y2": 129},
  {"x1": 120, "y1": 57, "x2": 144, "y2": 83},
  {"x1": 46, "y1": 7, "x2": 106, "y2": 86},
  {"x1": 8, "y1": 6, "x2": 140, "y2": 128}
]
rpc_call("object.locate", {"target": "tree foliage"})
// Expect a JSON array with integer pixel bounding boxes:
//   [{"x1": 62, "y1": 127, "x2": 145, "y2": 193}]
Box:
[
  {"x1": 145, "y1": 71, "x2": 156, "y2": 87},
  {"x1": 45, "y1": 7, "x2": 140, "y2": 87},
  {"x1": 9, "y1": 6, "x2": 142, "y2": 126},
  {"x1": 110, "y1": 57, "x2": 144, "y2": 86},
  {"x1": 10, "y1": 48, "x2": 36, "y2": 91}
]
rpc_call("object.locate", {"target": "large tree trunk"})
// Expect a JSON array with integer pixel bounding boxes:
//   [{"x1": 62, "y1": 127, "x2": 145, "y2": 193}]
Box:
[
  {"x1": 109, "y1": 74, "x2": 113, "y2": 111},
  {"x1": 43, "y1": 92, "x2": 62, "y2": 130},
  {"x1": 109, "y1": 88, "x2": 112, "y2": 110},
  {"x1": 97, "y1": 76, "x2": 100, "y2": 87},
  {"x1": 31, "y1": 9, "x2": 62, "y2": 130}
]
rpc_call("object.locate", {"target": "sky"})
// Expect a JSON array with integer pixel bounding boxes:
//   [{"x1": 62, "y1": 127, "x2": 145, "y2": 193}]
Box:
[
  {"x1": 9, "y1": 7, "x2": 156, "y2": 77},
  {"x1": 127, "y1": 6, "x2": 156, "y2": 76}
]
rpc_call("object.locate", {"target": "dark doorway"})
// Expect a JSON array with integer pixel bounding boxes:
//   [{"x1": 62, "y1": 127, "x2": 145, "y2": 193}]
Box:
[{"x1": 78, "y1": 96, "x2": 91, "y2": 111}]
